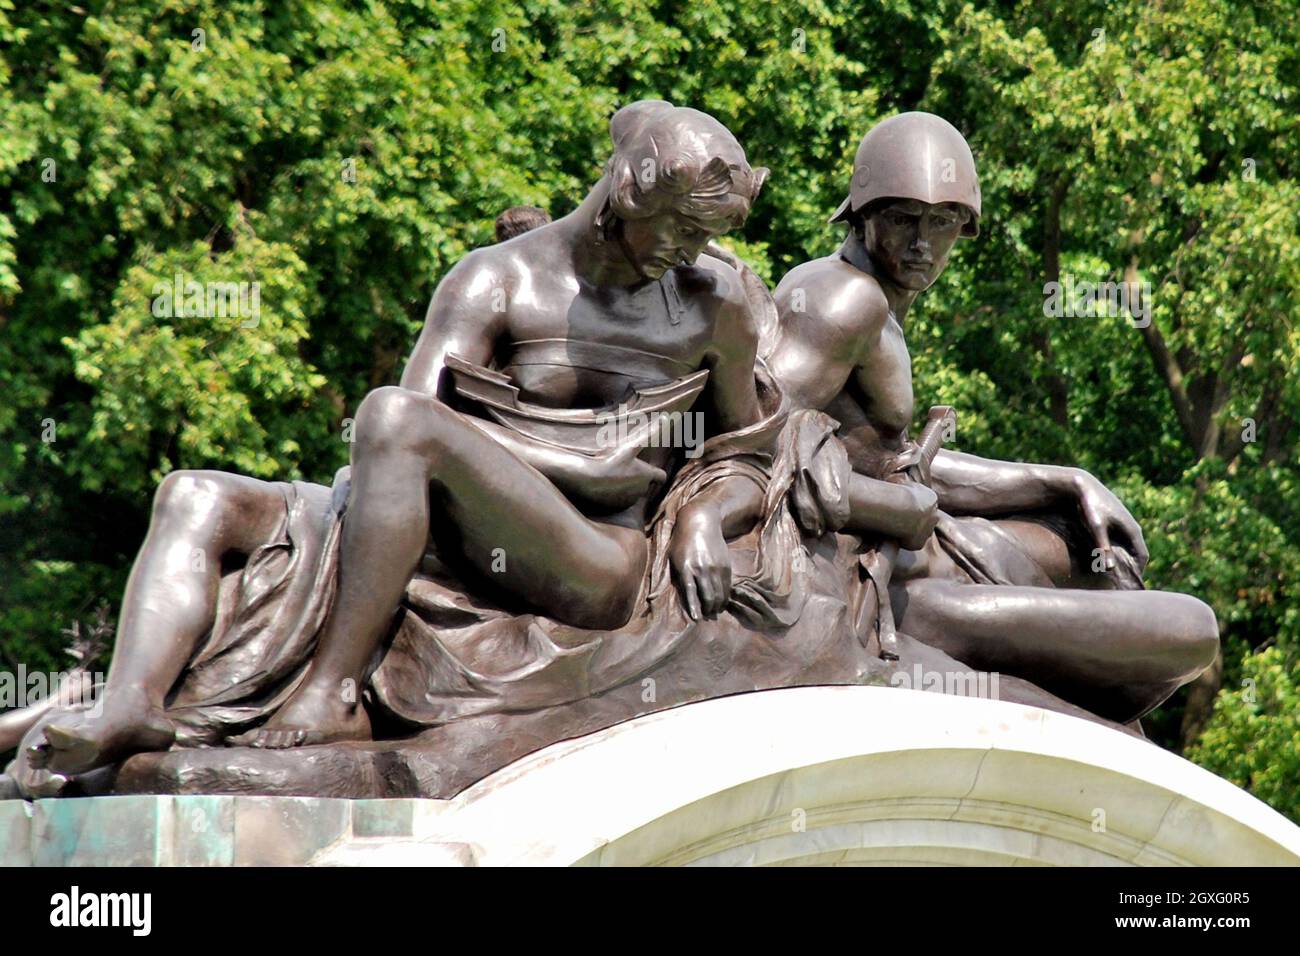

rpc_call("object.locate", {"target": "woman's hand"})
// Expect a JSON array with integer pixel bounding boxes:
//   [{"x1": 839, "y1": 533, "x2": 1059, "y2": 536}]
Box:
[
  {"x1": 1068, "y1": 469, "x2": 1149, "y2": 575},
  {"x1": 669, "y1": 502, "x2": 733, "y2": 620}
]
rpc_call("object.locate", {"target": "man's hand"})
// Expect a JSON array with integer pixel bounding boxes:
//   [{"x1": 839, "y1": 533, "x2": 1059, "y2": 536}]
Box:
[
  {"x1": 886, "y1": 440, "x2": 934, "y2": 488},
  {"x1": 846, "y1": 471, "x2": 940, "y2": 548},
  {"x1": 669, "y1": 501, "x2": 733, "y2": 620},
  {"x1": 896, "y1": 482, "x2": 939, "y2": 551},
  {"x1": 1069, "y1": 469, "x2": 1149, "y2": 574}
]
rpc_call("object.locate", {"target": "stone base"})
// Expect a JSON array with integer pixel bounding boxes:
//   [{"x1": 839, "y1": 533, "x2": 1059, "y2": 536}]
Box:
[
  {"x1": 92, "y1": 636, "x2": 1140, "y2": 800},
  {"x1": 4, "y1": 686, "x2": 1298, "y2": 866}
]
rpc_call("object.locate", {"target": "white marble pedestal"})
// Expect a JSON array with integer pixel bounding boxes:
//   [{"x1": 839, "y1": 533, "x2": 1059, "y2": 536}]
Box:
[{"x1": 4, "y1": 686, "x2": 1298, "y2": 866}]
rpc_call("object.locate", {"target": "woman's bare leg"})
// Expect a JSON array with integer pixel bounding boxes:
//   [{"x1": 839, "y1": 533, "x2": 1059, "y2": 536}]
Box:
[
  {"x1": 245, "y1": 388, "x2": 648, "y2": 748},
  {"x1": 894, "y1": 579, "x2": 1219, "y2": 723},
  {"x1": 36, "y1": 471, "x2": 289, "y2": 774}
]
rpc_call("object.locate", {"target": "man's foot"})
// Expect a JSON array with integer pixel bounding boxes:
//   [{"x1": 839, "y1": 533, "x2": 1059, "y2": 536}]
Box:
[
  {"x1": 229, "y1": 680, "x2": 371, "y2": 749},
  {"x1": 29, "y1": 693, "x2": 175, "y2": 776}
]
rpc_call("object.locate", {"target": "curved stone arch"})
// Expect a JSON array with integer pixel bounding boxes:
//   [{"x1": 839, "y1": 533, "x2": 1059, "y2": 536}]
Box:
[{"x1": 425, "y1": 686, "x2": 1300, "y2": 866}]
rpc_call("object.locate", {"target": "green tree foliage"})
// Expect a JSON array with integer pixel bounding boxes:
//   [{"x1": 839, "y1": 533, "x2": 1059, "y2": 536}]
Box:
[
  {"x1": 1189, "y1": 643, "x2": 1300, "y2": 818},
  {"x1": 1, "y1": 1, "x2": 1297, "y2": 818}
]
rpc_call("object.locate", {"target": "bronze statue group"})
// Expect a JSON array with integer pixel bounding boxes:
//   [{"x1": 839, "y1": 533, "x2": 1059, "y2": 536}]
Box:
[{"x1": 3, "y1": 102, "x2": 1218, "y2": 800}]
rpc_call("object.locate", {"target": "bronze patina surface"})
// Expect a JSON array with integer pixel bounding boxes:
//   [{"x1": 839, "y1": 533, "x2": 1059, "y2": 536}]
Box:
[{"x1": 2, "y1": 107, "x2": 1216, "y2": 800}]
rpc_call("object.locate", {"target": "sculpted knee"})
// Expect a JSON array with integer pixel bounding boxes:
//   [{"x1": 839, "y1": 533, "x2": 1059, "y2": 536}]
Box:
[
  {"x1": 581, "y1": 549, "x2": 643, "y2": 630},
  {"x1": 1185, "y1": 597, "x2": 1221, "y2": 672},
  {"x1": 153, "y1": 470, "x2": 230, "y2": 524},
  {"x1": 1167, "y1": 595, "x2": 1220, "y2": 678},
  {"x1": 354, "y1": 386, "x2": 447, "y2": 457}
]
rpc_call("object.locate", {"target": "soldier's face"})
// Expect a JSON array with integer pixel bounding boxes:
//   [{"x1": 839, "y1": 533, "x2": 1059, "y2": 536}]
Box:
[
  {"x1": 619, "y1": 210, "x2": 720, "y2": 280},
  {"x1": 863, "y1": 200, "x2": 966, "y2": 291}
]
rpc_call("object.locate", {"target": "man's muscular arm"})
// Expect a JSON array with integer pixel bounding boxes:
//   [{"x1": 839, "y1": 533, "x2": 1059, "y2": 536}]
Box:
[
  {"x1": 931, "y1": 450, "x2": 1149, "y2": 570},
  {"x1": 774, "y1": 264, "x2": 938, "y2": 546},
  {"x1": 929, "y1": 451, "x2": 1077, "y2": 515}
]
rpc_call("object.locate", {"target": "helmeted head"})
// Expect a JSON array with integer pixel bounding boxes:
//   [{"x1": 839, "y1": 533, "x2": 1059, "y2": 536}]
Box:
[
  {"x1": 832, "y1": 112, "x2": 981, "y2": 292},
  {"x1": 600, "y1": 100, "x2": 768, "y2": 280}
]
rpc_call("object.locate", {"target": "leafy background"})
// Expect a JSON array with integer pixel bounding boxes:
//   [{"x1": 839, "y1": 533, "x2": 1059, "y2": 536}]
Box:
[{"x1": 1, "y1": 0, "x2": 1296, "y2": 819}]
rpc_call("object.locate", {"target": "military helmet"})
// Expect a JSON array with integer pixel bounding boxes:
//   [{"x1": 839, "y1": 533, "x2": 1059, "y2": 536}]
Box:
[{"x1": 830, "y1": 112, "x2": 981, "y2": 236}]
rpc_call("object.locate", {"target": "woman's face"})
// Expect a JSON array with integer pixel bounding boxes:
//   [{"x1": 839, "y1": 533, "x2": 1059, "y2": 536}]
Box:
[
  {"x1": 862, "y1": 199, "x2": 966, "y2": 291},
  {"x1": 619, "y1": 209, "x2": 725, "y2": 280}
]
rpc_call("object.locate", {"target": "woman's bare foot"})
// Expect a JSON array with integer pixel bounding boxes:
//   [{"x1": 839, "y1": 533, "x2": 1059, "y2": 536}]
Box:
[
  {"x1": 29, "y1": 690, "x2": 175, "y2": 776},
  {"x1": 229, "y1": 679, "x2": 371, "y2": 749}
]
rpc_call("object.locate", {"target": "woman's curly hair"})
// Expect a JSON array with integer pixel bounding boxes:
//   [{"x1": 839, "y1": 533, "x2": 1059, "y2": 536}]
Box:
[{"x1": 601, "y1": 100, "x2": 768, "y2": 233}]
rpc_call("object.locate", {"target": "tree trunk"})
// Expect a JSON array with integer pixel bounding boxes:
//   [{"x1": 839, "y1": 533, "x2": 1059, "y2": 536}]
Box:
[
  {"x1": 1179, "y1": 644, "x2": 1223, "y2": 752},
  {"x1": 1038, "y1": 176, "x2": 1071, "y2": 427}
]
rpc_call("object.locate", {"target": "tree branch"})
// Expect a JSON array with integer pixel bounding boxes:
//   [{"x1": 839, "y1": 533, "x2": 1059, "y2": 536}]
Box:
[
  {"x1": 1038, "y1": 175, "x2": 1071, "y2": 427},
  {"x1": 1136, "y1": 292, "x2": 1201, "y2": 454}
]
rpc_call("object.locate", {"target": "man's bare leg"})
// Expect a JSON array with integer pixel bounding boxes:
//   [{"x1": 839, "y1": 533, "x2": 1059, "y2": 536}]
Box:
[
  {"x1": 894, "y1": 578, "x2": 1219, "y2": 723},
  {"x1": 36, "y1": 471, "x2": 290, "y2": 775},
  {"x1": 243, "y1": 388, "x2": 649, "y2": 749}
]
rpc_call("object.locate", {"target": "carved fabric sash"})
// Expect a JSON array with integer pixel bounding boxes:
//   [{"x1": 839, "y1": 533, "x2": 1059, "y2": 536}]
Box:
[{"x1": 503, "y1": 338, "x2": 697, "y2": 378}]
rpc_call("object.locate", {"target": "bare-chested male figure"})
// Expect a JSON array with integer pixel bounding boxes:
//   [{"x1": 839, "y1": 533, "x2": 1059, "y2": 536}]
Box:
[{"x1": 763, "y1": 113, "x2": 1217, "y2": 723}]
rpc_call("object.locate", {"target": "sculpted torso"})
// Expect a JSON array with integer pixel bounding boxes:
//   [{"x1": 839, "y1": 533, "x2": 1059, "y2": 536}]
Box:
[
  {"x1": 769, "y1": 249, "x2": 914, "y2": 465},
  {"x1": 403, "y1": 223, "x2": 758, "y2": 483}
]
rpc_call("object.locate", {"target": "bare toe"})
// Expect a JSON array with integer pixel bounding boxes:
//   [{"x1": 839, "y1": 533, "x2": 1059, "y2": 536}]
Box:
[
  {"x1": 25, "y1": 737, "x2": 51, "y2": 771},
  {"x1": 44, "y1": 723, "x2": 91, "y2": 760}
]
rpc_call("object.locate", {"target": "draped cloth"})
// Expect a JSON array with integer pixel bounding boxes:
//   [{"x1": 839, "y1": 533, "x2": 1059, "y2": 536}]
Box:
[
  {"x1": 931, "y1": 509, "x2": 1144, "y2": 591},
  {"x1": 158, "y1": 371, "x2": 873, "y2": 746}
]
